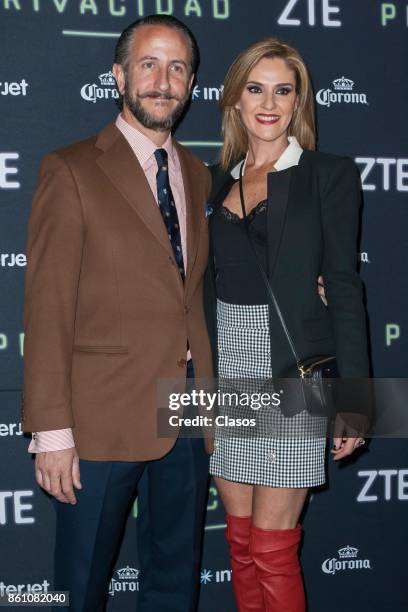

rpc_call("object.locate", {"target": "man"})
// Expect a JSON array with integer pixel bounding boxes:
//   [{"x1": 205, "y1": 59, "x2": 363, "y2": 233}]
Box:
[{"x1": 22, "y1": 15, "x2": 213, "y2": 612}]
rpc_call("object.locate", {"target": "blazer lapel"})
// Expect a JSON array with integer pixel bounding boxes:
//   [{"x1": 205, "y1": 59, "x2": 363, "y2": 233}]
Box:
[
  {"x1": 95, "y1": 123, "x2": 174, "y2": 260},
  {"x1": 267, "y1": 167, "x2": 293, "y2": 279}
]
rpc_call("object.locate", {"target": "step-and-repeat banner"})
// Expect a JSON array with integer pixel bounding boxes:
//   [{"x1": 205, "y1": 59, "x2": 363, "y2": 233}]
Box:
[{"x1": 1, "y1": 1, "x2": 407, "y2": 610}]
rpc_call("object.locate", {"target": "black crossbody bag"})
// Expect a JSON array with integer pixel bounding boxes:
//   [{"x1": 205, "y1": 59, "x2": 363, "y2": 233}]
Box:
[{"x1": 238, "y1": 164, "x2": 338, "y2": 417}]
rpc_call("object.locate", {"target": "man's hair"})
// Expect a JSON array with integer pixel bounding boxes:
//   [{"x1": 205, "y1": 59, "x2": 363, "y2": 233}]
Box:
[{"x1": 114, "y1": 14, "x2": 200, "y2": 75}]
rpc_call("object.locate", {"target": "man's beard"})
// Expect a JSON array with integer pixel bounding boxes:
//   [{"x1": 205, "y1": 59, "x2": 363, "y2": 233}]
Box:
[{"x1": 123, "y1": 80, "x2": 189, "y2": 132}]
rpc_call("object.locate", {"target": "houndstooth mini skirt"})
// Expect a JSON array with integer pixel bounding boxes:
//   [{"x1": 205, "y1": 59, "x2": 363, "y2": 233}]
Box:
[{"x1": 209, "y1": 299, "x2": 327, "y2": 488}]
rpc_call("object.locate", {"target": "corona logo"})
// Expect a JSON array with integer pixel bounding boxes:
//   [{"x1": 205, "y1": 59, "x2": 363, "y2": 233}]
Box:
[
  {"x1": 98, "y1": 71, "x2": 116, "y2": 86},
  {"x1": 316, "y1": 76, "x2": 368, "y2": 108},
  {"x1": 80, "y1": 70, "x2": 119, "y2": 104},
  {"x1": 322, "y1": 545, "x2": 372, "y2": 575},
  {"x1": 333, "y1": 76, "x2": 354, "y2": 91},
  {"x1": 108, "y1": 566, "x2": 140, "y2": 597},
  {"x1": 116, "y1": 566, "x2": 139, "y2": 580},
  {"x1": 338, "y1": 545, "x2": 358, "y2": 559},
  {"x1": 359, "y1": 252, "x2": 371, "y2": 263}
]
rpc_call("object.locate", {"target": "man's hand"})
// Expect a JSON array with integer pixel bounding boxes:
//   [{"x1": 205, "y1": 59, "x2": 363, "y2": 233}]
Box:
[
  {"x1": 35, "y1": 447, "x2": 82, "y2": 504},
  {"x1": 317, "y1": 275, "x2": 327, "y2": 306}
]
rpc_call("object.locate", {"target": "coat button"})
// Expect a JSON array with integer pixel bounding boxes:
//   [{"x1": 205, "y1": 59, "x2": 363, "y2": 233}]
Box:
[
  {"x1": 184, "y1": 305, "x2": 189, "y2": 314},
  {"x1": 177, "y1": 358, "x2": 187, "y2": 368}
]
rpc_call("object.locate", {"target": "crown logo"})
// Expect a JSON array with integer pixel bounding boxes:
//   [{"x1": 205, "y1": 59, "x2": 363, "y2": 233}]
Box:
[
  {"x1": 116, "y1": 566, "x2": 139, "y2": 580},
  {"x1": 99, "y1": 71, "x2": 116, "y2": 86},
  {"x1": 333, "y1": 76, "x2": 354, "y2": 91},
  {"x1": 338, "y1": 545, "x2": 358, "y2": 559}
]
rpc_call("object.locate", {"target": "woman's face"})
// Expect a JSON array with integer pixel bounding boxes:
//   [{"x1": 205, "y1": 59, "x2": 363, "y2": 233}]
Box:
[{"x1": 236, "y1": 57, "x2": 298, "y2": 147}]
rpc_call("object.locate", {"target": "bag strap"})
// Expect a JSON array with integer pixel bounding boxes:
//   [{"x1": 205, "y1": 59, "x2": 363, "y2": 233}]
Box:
[{"x1": 238, "y1": 163, "x2": 301, "y2": 367}]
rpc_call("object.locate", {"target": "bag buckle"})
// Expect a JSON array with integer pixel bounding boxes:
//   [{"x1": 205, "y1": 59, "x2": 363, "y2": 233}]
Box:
[{"x1": 298, "y1": 363, "x2": 309, "y2": 378}]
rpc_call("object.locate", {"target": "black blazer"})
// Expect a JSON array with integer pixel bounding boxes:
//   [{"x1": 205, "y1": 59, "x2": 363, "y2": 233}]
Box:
[{"x1": 204, "y1": 150, "x2": 370, "y2": 389}]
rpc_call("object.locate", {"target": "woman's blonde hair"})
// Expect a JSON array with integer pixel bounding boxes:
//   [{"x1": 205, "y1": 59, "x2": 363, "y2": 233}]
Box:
[{"x1": 219, "y1": 38, "x2": 316, "y2": 170}]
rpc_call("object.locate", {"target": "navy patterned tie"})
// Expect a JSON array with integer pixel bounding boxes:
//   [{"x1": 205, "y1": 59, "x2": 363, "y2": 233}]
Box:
[{"x1": 154, "y1": 148, "x2": 185, "y2": 281}]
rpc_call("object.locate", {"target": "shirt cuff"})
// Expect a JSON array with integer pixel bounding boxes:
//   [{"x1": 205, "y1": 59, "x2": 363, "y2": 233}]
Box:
[{"x1": 28, "y1": 428, "x2": 75, "y2": 453}]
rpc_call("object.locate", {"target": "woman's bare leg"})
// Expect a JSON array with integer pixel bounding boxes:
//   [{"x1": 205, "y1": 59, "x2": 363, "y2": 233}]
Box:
[
  {"x1": 213, "y1": 476, "x2": 253, "y2": 516},
  {"x1": 252, "y1": 486, "x2": 308, "y2": 529}
]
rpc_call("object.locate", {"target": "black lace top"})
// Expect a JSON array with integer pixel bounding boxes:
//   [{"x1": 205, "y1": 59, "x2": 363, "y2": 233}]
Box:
[{"x1": 212, "y1": 198, "x2": 268, "y2": 305}]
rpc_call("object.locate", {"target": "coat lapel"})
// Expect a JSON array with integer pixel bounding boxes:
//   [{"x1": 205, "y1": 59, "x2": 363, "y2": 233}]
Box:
[
  {"x1": 266, "y1": 166, "x2": 294, "y2": 280},
  {"x1": 95, "y1": 123, "x2": 175, "y2": 260}
]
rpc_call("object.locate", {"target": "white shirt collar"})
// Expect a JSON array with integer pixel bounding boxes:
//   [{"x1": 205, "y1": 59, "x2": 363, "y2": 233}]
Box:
[{"x1": 230, "y1": 136, "x2": 303, "y2": 179}]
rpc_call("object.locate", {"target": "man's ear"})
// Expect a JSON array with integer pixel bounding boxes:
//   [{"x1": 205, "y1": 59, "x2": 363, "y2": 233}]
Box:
[
  {"x1": 112, "y1": 63, "x2": 125, "y2": 96},
  {"x1": 188, "y1": 73, "x2": 195, "y2": 93}
]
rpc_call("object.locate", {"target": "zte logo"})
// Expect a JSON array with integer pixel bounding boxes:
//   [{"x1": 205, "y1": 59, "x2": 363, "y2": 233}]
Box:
[
  {"x1": 0, "y1": 491, "x2": 35, "y2": 525},
  {"x1": 356, "y1": 158, "x2": 408, "y2": 192},
  {"x1": 357, "y1": 470, "x2": 408, "y2": 502},
  {"x1": 0, "y1": 153, "x2": 20, "y2": 189},
  {"x1": 278, "y1": 0, "x2": 342, "y2": 27}
]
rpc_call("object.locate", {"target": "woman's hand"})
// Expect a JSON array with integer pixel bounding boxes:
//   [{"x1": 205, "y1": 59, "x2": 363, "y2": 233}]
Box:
[{"x1": 331, "y1": 413, "x2": 365, "y2": 461}]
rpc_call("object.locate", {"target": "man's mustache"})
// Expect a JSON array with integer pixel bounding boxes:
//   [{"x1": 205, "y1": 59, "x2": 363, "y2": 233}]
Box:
[{"x1": 137, "y1": 91, "x2": 182, "y2": 101}]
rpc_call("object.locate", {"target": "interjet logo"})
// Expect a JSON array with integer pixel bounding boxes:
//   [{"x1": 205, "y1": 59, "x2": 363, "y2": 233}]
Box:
[
  {"x1": 200, "y1": 569, "x2": 213, "y2": 584},
  {"x1": 0, "y1": 253, "x2": 26, "y2": 267},
  {"x1": 192, "y1": 84, "x2": 224, "y2": 101},
  {"x1": 200, "y1": 568, "x2": 231, "y2": 585}
]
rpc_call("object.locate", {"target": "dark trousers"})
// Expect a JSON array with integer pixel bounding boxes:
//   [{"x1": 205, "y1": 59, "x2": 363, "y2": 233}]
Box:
[{"x1": 53, "y1": 363, "x2": 210, "y2": 611}]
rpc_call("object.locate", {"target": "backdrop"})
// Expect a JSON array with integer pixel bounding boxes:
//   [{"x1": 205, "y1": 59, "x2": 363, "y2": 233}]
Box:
[{"x1": 1, "y1": 1, "x2": 407, "y2": 610}]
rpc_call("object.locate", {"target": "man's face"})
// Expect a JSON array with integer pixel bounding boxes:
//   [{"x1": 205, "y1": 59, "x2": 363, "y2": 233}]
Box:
[{"x1": 113, "y1": 25, "x2": 194, "y2": 132}]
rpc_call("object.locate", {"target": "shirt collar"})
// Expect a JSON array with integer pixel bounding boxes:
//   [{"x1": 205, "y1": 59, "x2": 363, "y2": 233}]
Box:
[
  {"x1": 115, "y1": 113, "x2": 176, "y2": 168},
  {"x1": 230, "y1": 136, "x2": 303, "y2": 179}
]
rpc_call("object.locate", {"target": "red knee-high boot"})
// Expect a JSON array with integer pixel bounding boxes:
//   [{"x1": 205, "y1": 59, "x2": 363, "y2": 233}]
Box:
[
  {"x1": 250, "y1": 524, "x2": 306, "y2": 612},
  {"x1": 224, "y1": 515, "x2": 265, "y2": 612}
]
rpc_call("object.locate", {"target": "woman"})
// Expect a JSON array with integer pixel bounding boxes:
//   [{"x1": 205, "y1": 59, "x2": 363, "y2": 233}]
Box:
[{"x1": 204, "y1": 39, "x2": 370, "y2": 611}]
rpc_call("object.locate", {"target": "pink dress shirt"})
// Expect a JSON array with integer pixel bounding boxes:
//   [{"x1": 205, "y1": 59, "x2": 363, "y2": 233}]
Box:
[{"x1": 28, "y1": 114, "x2": 187, "y2": 453}]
